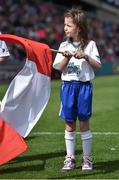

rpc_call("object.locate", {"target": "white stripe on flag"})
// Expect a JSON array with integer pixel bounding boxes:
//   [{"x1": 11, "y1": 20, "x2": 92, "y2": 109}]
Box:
[{"x1": 0, "y1": 60, "x2": 51, "y2": 138}]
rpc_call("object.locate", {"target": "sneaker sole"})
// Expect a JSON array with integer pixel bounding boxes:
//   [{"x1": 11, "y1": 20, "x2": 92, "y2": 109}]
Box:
[
  {"x1": 61, "y1": 166, "x2": 76, "y2": 172},
  {"x1": 82, "y1": 167, "x2": 93, "y2": 171}
]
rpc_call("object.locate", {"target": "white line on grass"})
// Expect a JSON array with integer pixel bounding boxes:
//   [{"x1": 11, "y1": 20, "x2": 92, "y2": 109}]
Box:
[{"x1": 31, "y1": 132, "x2": 119, "y2": 136}]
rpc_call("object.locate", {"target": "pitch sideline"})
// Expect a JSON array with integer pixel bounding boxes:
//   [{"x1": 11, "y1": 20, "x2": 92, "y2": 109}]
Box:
[{"x1": 31, "y1": 131, "x2": 119, "y2": 136}]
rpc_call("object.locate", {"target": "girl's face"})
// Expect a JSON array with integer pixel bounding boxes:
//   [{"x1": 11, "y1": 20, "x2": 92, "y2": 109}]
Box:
[{"x1": 64, "y1": 17, "x2": 79, "y2": 41}]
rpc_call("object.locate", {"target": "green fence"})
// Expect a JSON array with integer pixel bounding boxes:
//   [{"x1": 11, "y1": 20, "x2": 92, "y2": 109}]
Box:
[{"x1": 95, "y1": 60, "x2": 119, "y2": 76}]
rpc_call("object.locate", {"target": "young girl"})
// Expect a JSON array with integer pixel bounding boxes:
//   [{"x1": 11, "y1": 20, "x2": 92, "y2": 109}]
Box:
[{"x1": 53, "y1": 8, "x2": 101, "y2": 171}]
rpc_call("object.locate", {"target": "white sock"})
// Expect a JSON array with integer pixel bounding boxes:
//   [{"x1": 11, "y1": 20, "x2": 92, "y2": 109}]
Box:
[
  {"x1": 65, "y1": 130, "x2": 76, "y2": 158},
  {"x1": 81, "y1": 130, "x2": 92, "y2": 157}
]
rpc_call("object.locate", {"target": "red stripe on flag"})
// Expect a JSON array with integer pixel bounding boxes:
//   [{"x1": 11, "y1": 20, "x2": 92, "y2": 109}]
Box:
[
  {"x1": 0, "y1": 34, "x2": 52, "y2": 77},
  {"x1": 0, "y1": 117, "x2": 28, "y2": 165}
]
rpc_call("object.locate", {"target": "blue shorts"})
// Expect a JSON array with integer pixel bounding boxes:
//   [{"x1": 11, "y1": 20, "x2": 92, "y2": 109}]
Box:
[{"x1": 59, "y1": 81, "x2": 93, "y2": 122}]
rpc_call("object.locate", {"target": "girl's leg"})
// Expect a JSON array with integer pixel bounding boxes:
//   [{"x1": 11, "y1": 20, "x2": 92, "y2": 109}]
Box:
[
  {"x1": 80, "y1": 121, "x2": 92, "y2": 157},
  {"x1": 79, "y1": 120, "x2": 93, "y2": 170},
  {"x1": 62, "y1": 122, "x2": 76, "y2": 171},
  {"x1": 65, "y1": 122, "x2": 76, "y2": 158}
]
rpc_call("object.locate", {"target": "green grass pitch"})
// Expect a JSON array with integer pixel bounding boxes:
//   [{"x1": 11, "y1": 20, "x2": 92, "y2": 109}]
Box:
[{"x1": 0, "y1": 75, "x2": 119, "y2": 179}]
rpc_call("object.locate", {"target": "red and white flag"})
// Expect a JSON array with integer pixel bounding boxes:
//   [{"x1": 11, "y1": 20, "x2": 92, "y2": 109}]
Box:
[
  {"x1": 0, "y1": 117, "x2": 28, "y2": 165},
  {"x1": 0, "y1": 34, "x2": 52, "y2": 165}
]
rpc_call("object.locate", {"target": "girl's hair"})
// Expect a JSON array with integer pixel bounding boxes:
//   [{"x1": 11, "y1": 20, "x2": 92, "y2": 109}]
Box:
[{"x1": 64, "y1": 8, "x2": 88, "y2": 50}]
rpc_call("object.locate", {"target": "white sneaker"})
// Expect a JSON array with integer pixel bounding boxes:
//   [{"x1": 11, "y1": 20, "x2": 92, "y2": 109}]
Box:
[
  {"x1": 62, "y1": 155, "x2": 76, "y2": 172},
  {"x1": 82, "y1": 156, "x2": 93, "y2": 171}
]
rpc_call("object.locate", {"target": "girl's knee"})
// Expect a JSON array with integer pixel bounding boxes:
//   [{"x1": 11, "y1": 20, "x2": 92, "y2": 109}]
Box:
[
  {"x1": 65, "y1": 122, "x2": 76, "y2": 131},
  {"x1": 79, "y1": 120, "x2": 90, "y2": 132}
]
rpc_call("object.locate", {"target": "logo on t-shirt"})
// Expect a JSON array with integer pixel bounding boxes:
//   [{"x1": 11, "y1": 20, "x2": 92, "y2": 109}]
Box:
[{"x1": 67, "y1": 62, "x2": 80, "y2": 75}]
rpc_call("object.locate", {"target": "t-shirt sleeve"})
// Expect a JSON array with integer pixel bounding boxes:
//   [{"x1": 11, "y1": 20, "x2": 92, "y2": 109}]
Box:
[
  {"x1": 85, "y1": 41, "x2": 101, "y2": 64},
  {"x1": 53, "y1": 43, "x2": 65, "y2": 70}
]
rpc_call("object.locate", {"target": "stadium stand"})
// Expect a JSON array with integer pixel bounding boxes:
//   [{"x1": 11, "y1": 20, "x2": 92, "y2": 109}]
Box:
[{"x1": 0, "y1": 0, "x2": 119, "y2": 81}]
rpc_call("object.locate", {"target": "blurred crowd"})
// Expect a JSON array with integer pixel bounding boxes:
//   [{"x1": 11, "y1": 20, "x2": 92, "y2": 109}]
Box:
[{"x1": 0, "y1": 0, "x2": 119, "y2": 64}]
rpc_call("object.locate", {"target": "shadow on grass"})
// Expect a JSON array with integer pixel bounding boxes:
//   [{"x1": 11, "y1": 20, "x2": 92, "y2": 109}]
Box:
[
  {"x1": 0, "y1": 150, "x2": 81, "y2": 174},
  {"x1": 25, "y1": 135, "x2": 37, "y2": 141},
  {"x1": 94, "y1": 159, "x2": 119, "y2": 172},
  {"x1": 53, "y1": 159, "x2": 119, "y2": 179},
  {"x1": 1, "y1": 151, "x2": 119, "y2": 178}
]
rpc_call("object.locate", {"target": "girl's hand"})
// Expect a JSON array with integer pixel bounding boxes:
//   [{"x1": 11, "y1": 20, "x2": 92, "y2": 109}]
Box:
[
  {"x1": 63, "y1": 51, "x2": 73, "y2": 59},
  {"x1": 73, "y1": 50, "x2": 85, "y2": 59},
  {"x1": 73, "y1": 50, "x2": 89, "y2": 61}
]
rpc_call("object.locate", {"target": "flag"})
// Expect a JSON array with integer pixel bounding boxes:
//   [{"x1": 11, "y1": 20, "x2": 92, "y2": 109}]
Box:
[
  {"x1": 0, "y1": 116, "x2": 28, "y2": 165},
  {"x1": 0, "y1": 34, "x2": 52, "y2": 164}
]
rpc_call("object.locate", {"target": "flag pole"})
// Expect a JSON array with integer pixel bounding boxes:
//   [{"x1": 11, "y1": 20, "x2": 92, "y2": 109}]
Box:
[{"x1": 50, "y1": 48, "x2": 63, "y2": 54}]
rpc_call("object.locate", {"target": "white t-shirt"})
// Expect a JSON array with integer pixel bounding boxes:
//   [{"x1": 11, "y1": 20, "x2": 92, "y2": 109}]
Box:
[
  {"x1": 0, "y1": 40, "x2": 10, "y2": 57},
  {"x1": 53, "y1": 40, "x2": 101, "y2": 82}
]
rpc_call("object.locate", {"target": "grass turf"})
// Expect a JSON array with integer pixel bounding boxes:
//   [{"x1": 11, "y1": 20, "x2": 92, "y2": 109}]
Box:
[{"x1": 0, "y1": 75, "x2": 119, "y2": 179}]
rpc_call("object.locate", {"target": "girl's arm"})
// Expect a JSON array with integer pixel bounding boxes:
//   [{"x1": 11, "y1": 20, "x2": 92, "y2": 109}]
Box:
[
  {"x1": 54, "y1": 51, "x2": 73, "y2": 71},
  {"x1": 74, "y1": 51, "x2": 101, "y2": 69},
  {"x1": 84, "y1": 54, "x2": 101, "y2": 69}
]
